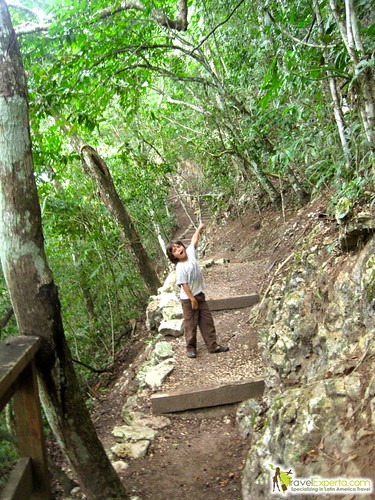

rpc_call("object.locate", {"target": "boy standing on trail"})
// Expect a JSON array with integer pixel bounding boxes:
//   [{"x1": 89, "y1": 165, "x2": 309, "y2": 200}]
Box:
[{"x1": 166, "y1": 223, "x2": 229, "y2": 359}]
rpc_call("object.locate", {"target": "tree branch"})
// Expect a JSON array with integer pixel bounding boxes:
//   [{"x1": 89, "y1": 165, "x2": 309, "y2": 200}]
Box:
[
  {"x1": 152, "y1": 86, "x2": 207, "y2": 113},
  {"x1": 72, "y1": 358, "x2": 113, "y2": 374},
  {"x1": 160, "y1": 113, "x2": 205, "y2": 135},
  {"x1": 266, "y1": 8, "x2": 339, "y2": 49},
  {"x1": 207, "y1": 149, "x2": 236, "y2": 158},
  {"x1": 100, "y1": 61, "x2": 217, "y2": 90},
  {"x1": 15, "y1": 0, "x2": 188, "y2": 36},
  {"x1": 94, "y1": 0, "x2": 145, "y2": 21},
  {"x1": 190, "y1": 0, "x2": 246, "y2": 54},
  {"x1": 7, "y1": 0, "x2": 46, "y2": 22},
  {"x1": 13, "y1": 21, "x2": 50, "y2": 35},
  {"x1": 88, "y1": 42, "x2": 212, "y2": 77},
  {"x1": 152, "y1": 0, "x2": 188, "y2": 31}
]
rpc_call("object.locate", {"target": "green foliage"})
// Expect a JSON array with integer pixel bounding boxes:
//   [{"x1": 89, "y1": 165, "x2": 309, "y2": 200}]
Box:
[
  {"x1": 0, "y1": 275, "x2": 17, "y2": 339},
  {"x1": 39, "y1": 177, "x2": 152, "y2": 369},
  {"x1": 0, "y1": 413, "x2": 18, "y2": 491},
  {"x1": 4, "y1": 0, "x2": 373, "y2": 380},
  {"x1": 329, "y1": 172, "x2": 375, "y2": 219}
]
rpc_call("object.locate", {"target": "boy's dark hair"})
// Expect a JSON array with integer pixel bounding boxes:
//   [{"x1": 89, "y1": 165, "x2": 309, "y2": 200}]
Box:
[{"x1": 166, "y1": 240, "x2": 185, "y2": 265}]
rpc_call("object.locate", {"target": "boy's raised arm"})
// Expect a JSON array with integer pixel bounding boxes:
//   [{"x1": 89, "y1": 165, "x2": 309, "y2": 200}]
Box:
[{"x1": 191, "y1": 222, "x2": 206, "y2": 248}]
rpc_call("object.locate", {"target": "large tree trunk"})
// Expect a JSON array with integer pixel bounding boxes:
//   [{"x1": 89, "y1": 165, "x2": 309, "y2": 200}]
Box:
[
  {"x1": 0, "y1": 3, "x2": 128, "y2": 498},
  {"x1": 67, "y1": 131, "x2": 161, "y2": 294}
]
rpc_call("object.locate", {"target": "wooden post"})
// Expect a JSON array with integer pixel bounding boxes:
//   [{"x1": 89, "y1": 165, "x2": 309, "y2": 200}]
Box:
[
  {"x1": 13, "y1": 360, "x2": 51, "y2": 499},
  {"x1": 0, "y1": 337, "x2": 51, "y2": 499}
]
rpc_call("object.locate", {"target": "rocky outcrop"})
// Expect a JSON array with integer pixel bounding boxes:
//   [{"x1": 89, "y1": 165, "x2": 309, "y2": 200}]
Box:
[
  {"x1": 338, "y1": 210, "x2": 375, "y2": 251},
  {"x1": 241, "y1": 218, "x2": 375, "y2": 499},
  {"x1": 134, "y1": 340, "x2": 175, "y2": 390},
  {"x1": 147, "y1": 271, "x2": 184, "y2": 337}
]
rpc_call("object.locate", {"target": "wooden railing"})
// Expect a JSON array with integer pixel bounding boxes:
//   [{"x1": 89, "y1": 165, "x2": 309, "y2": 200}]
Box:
[{"x1": 0, "y1": 336, "x2": 50, "y2": 499}]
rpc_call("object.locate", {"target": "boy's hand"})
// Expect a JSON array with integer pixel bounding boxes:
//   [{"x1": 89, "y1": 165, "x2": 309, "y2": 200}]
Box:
[
  {"x1": 191, "y1": 297, "x2": 199, "y2": 310},
  {"x1": 198, "y1": 222, "x2": 206, "y2": 232}
]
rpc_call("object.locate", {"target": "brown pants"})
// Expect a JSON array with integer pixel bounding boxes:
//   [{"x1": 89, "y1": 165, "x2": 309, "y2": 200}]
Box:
[{"x1": 181, "y1": 292, "x2": 219, "y2": 353}]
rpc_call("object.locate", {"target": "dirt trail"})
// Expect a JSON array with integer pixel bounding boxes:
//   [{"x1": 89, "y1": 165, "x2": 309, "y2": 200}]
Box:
[
  {"x1": 89, "y1": 206, "x2": 275, "y2": 500},
  {"x1": 95, "y1": 268, "x2": 265, "y2": 499},
  {"x1": 54, "y1": 196, "x2": 332, "y2": 499},
  {"x1": 159, "y1": 260, "x2": 265, "y2": 394}
]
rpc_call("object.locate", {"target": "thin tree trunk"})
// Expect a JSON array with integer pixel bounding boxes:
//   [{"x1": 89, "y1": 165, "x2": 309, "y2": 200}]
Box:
[
  {"x1": 233, "y1": 152, "x2": 280, "y2": 204},
  {"x1": 0, "y1": 3, "x2": 128, "y2": 498},
  {"x1": 313, "y1": 0, "x2": 352, "y2": 170},
  {"x1": 67, "y1": 131, "x2": 161, "y2": 294},
  {"x1": 285, "y1": 166, "x2": 310, "y2": 205},
  {"x1": 345, "y1": 0, "x2": 374, "y2": 140},
  {"x1": 74, "y1": 256, "x2": 99, "y2": 329},
  {"x1": 329, "y1": 0, "x2": 375, "y2": 145},
  {"x1": 150, "y1": 208, "x2": 167, "y2": 255},
  {"x1": 214, "y1": 119, "x2": 281, "y2": 203},
  {"x1": 248, "y1": 158, "x2": 280, "y2": 203}
]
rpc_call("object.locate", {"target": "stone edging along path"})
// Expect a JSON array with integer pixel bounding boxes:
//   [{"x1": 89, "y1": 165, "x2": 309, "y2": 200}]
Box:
[{"x1": 107, "y1": 256, "x2": 265, "y2": 465}]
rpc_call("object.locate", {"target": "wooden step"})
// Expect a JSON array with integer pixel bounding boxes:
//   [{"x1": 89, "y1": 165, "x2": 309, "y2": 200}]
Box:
[
  {"x1": 151, "y1": 377, "x2": 264, "y2": 414},
  {"x1": 207, "y1": 294, "x2": 260, "y2": 311}
]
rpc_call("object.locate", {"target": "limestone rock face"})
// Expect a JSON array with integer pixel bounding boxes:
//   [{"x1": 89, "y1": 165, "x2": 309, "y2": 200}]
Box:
[
  {"x1": 338, "y1": 211, "x2": 375, "y2": 251},
  {"x1": 145, "y1": 297, "x2": 163, "y2": 331},
  {"x1": 111, "y1": 404, "x2": 171, "y2": 462},
  {"x1": 241, "y1": 235, "x2": 375, "y2": 500},
  {"x1": 120, "y1": 410, "x2": 170, "y2": 430},
  {"x1": 109, "y1": 271, "x2": 184, "y2": 462},
  {"x1": 111, "y1": 460, "x2": 129, "y2": 473},
  {"x1": 236, "y1": 399, "x2": 262, "y2": 439}
]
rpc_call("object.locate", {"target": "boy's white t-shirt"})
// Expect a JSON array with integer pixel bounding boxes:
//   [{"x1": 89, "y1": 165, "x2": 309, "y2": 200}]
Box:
[{"x1": 176, "y1": 244, "x2": 205, "y2": 299}]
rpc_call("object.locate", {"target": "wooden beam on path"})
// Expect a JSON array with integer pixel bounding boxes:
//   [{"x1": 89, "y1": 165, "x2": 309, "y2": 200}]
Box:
[
  {"x1": 207, "y1": 294, "x2": 260, "y2": 311},
  {"x1": 151, "y1": 377, "x2": 264, "y2": 414}
]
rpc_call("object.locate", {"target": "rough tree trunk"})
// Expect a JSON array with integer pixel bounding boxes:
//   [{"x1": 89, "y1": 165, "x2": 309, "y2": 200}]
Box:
[
  {"x1": 0, "y1": 3, "x2": 128, "y2": 498},
  {"x1": 243, "y1": 157, "x2": 281, "y2": 204},
  {"x1": 67, "y1": 131, "x2": 161, "y2": 294}
]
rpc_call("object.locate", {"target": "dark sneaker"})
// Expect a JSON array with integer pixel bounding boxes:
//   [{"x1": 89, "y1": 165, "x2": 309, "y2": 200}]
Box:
[
  {"x1": 187, "y1": 351, "x2": 197, "y2": 358},
  {"x1": 212, "y1": 345, "x2": 229, "y2": 353}
]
